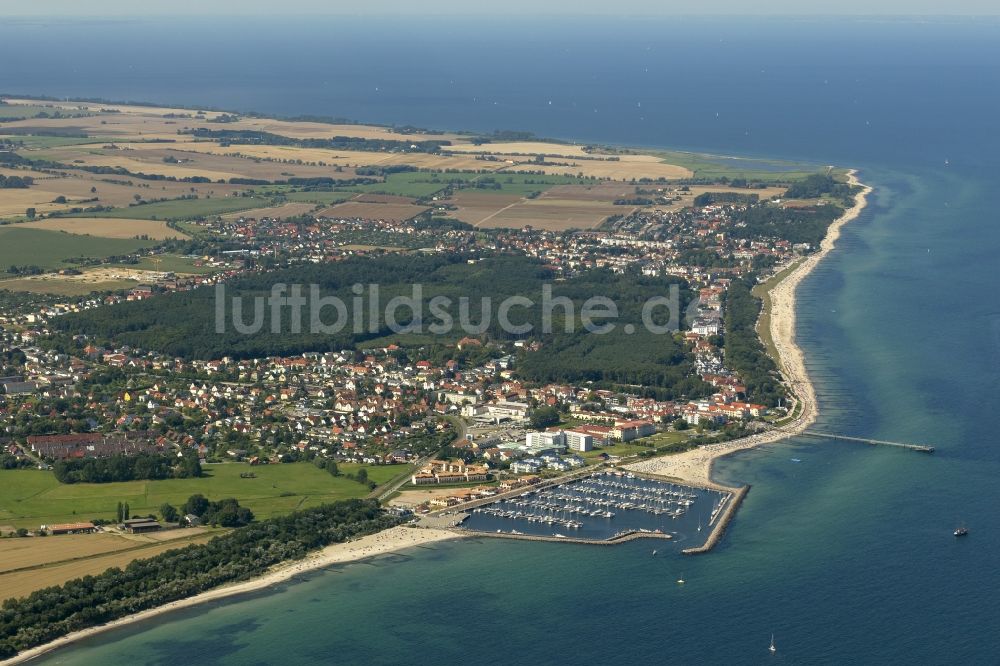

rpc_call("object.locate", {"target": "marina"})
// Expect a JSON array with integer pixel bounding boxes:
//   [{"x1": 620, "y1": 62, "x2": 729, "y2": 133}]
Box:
[{"x1": 454, "y1": 471, "x2": 732, "y2": 548}]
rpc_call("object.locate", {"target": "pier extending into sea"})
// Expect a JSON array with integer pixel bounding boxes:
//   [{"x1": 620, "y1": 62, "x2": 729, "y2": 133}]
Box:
[{"x1": 797, "y1": 430, "x2": 935, "y2": 453}]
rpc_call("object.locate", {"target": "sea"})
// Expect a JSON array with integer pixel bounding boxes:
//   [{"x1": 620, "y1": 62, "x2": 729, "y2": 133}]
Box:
[{"x1": 3, "y1": 14, "x2": 1000, "y2": 665}]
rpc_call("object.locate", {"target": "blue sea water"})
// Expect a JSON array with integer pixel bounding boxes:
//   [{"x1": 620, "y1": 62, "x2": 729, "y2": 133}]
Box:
[{"x1": 3, "y1": 15, "x2": 1000, "y2": 665}]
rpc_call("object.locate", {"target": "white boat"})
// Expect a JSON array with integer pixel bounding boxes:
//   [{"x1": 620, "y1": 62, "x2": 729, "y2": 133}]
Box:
[{"x1": 769, "y1": 634, "x2": 776, "y2": 654}]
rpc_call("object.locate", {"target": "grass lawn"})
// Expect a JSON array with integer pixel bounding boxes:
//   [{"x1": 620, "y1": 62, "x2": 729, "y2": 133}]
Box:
[
  {"x1": 0, "y1": 462, "x2": 402, "y2": 529},
  {"x1": 0, "y1": 227, "x2": 156, "y2": 271},
  {"x1": 76, "y1": 197, "x2": 266, "y2": 221},
  {"x1": 579, "y1": 431, "x2": 694, "y2": 463}
]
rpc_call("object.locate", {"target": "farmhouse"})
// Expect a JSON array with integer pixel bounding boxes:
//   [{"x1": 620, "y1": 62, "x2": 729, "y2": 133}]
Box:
[
  {"x1": 42, "y1": 522, "x2": 96, "y2": 535},
  {"x1": 120, "y1": 518, "x2": 162, "y2": 534}
]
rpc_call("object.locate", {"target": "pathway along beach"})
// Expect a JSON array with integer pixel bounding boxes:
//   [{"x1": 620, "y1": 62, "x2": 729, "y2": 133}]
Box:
[{"x1": 629, "y1": 170, "x2": 871, "y2": 487}]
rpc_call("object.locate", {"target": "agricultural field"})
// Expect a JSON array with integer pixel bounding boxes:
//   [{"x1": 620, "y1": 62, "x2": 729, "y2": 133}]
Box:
[
  {"x1": 33, "y1": 142, "x2": 363, "y2": 183},
  {"x1": 0, "y1": 227, "x2": 156, "y2": 271},
  {"x1": 504, "y1": 154, "x2": 692, "y2": 181},
  {"x1": 0, "y1": 104, "x2": 91, "y2": 120},
  {"x1": 280, "y1": 191, "x2": 352, "y2": 205},
  {"x1": 76, "y1": 196, "x2": 263, "y2": 220},
  {"x1": 0, "y1": 529, "x2": 218, "y2": 602},
  {"x1": 220, "y1": 201, "x2": 317, "y2": 221},
  {"x1": 109, "y1": 254, "x2": 219, "y2": 274},
  {"x1": 0, "y1": 276, "x2": 136, "y2": 296},
  {"x1": 0, "y1": 462, "x2": 406, "y2": 530},
  {"x1": 0, "y1": 167, "x2": 251, "y2": 221},
  {"x1": 14, "y1": 217, "x2": 186, "y2": 239},
  {"x1": 448, "y1": 182, "x2": 635, "y2": 230},
  {"x1": 317, "y1": 201, "x2": 430, "y2": 222}
]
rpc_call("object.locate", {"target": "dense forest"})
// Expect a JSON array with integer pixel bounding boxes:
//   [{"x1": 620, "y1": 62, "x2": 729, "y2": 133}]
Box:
[
  {"x1": 52, "y1": 452, "x2": 202, "y2": 484},
  {"x1": 783, "y1": 173, "x2": 860, "y2": 204},
  {"x1": 54, "y1": 254, "x2": 707, "y2": 397},
  {"x1": 723, "y1": 278, "x2": 785, "y2": 407},
  {"x1": 729, "y1": 202, "x2": 843, "y2": 247},
  {"x1": 692, "y1": 191, "x2": 759, "y2": 206},
  {"x1": 0, "y1": 499, "x2": 398, "y2": 658}
]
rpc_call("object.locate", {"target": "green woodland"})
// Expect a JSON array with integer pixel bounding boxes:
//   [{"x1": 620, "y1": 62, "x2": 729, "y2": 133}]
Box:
[
  {"x1": 54, "y1": 254, "x2": 711, "y2": 397},
  {"x1": 0, "y1": 499, "x2": 399, "y2": 658}
]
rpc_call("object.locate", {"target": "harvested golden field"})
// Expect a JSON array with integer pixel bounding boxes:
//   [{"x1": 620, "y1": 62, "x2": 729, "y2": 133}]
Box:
[
  {"x1": 224, "y1": 117, "x2": 463, "y2": 143},
  {"x1": 0, "y1": 529, "x2": 217, "y2": 602},
  {"x1": 220, "y1": 202, "x2": 318, "y2": 221},
  {"x1": 446, "y1": 141, "x2": 597, "y2": 158},
  {"x1": 544, "y1": 182, "x2": 636, "y2": 200},
  {"x1": 317, "y1": 201, "x2": 430, "y2": 221},
  {"x1": 3, "y1": 99, "x2": 464, "y2": 142},
  {"x1": 0, "y1": 187, "x2": 83, "y2": 217},
  {"x1": 186, "y1": 143, "x2": 499, "y2": 172},
  {"x1": 504, "y1": 154, "x2": 692, "y2": 181},
  {"x1": 448, "y1": 183, "x2": 635, "y2": 230},
  {"x1": 72, "y1": 171, "x2": 242, "y2": 205},
  {"x1": 448, "y1": 192, "x2": 525, "y2": 226},
  {"x1": 16, "y1": 217, "x2": 186, "y2": 239}
]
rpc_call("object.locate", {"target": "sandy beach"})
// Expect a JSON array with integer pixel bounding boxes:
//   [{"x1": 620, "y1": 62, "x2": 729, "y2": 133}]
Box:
[
  {"x1": 6, "y1": 526, "x2": 464, "y2": 664},
  {"x1": 629, "y1": 171, "x2": 871, "y2": 487}
]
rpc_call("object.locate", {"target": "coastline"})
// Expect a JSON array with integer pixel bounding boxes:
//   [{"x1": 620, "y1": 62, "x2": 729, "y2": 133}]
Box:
[
  {"x1": 5, "y1": 526, "x2": 465, "y2": 665},
  {"x1": 629, "y1": 170, "x2": 871, "y2": 487},
  {"x1": 4, "y1": 172, "x2": 870, "y2": 663}
]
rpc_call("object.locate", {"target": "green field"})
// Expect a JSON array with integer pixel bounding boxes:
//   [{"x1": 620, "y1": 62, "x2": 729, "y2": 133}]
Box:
[
  {"x1": 578, "y1": 431, "x2": 693, "y2": 463},
  {"x1": 110, "y1": 254, "x2": 219, "y2": 274},
  {"x1": 0, "y1": 227, "x2": 156, "y2": 271},
  {"x1": 650, "y1": 150, "x2": 829, "y2": 182},
  {"x1": 0, "y1": 135, "x2": 113, "y2": 149},
  {"x1": 0, "y1": 278, "x2": 136, "y2": 296},
  {"x1": 0, "y1": 462, "x2": 408, "y2": 529},
  {"x1": 280, "y1": 191, "x2": 351, "y2": 205},
  {"x1": 76, "y1": 197, "x2": 266, "y2": 221}
]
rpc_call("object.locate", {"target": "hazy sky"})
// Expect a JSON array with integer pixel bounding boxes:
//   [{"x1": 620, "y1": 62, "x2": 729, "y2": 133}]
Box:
[{"x1": 5, "y1": 0, "x2": 1000, "y2": 15}]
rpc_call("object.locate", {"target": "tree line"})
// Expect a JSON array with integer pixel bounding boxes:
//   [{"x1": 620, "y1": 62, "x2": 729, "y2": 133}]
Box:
[
  {"x1": 0, "y1": 499, "x2": 399, "y2": 658},
  {"x1": 723, "y1": 278, "x2": 785, "y2": 407},
  {"x1": 53, "y1": 452, "x2": 202, "y2": 484}
]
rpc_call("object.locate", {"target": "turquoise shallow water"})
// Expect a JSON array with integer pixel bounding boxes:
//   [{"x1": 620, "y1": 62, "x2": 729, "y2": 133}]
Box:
[{"x1": 6, "y1": 15, "x2": 1000, "y2": 665}]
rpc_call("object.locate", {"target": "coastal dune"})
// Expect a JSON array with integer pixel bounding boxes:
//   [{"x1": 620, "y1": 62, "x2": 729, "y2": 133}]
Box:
[{"x1": 629, "y1": 171, "x2": 871, "y2": 485}]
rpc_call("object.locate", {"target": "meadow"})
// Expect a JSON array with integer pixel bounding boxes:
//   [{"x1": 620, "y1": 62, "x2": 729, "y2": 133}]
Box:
[
  {"x1": 0, "y1": 462, "x2": 407, "y2": 530},
  {"x1": 0, "y1": 227, "x2": 155, "y2": 271},
  {"x1": 76, "y1": 196, "x2": 263, "y2": 220}
]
